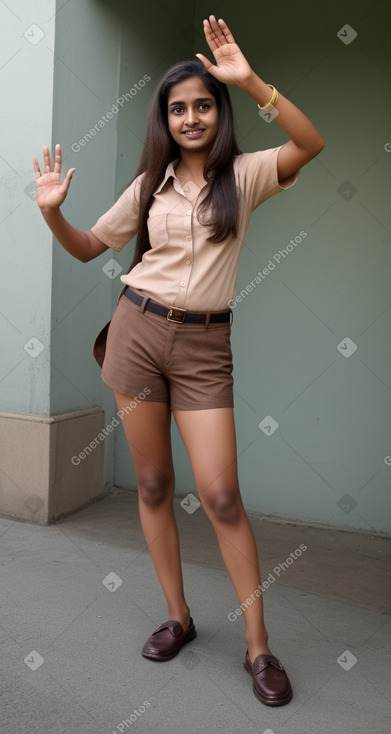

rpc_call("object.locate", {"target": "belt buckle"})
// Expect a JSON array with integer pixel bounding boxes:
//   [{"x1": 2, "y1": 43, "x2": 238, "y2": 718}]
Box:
[{"x1": 167, "y1": 306, "x2": 186, "y2": 323}]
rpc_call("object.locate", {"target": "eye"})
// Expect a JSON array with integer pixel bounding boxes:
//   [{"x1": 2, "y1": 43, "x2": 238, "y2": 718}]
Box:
[
  {"x1": 199, "y1": 103, "x2": 209, "y2": 110},
  {"x1": 172, "y1": 106, "x2": 184, "y2": 114}
]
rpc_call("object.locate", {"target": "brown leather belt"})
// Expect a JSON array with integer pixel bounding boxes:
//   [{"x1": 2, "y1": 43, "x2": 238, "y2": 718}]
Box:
[{"x1": 124, "y1": 287, "x2": 231, "y2": 324}]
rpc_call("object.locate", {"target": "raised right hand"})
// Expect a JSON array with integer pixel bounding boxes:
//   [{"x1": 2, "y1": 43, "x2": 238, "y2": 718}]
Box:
[{"x1": 33, "y1": 144, "x2": 76, "y2": 211}]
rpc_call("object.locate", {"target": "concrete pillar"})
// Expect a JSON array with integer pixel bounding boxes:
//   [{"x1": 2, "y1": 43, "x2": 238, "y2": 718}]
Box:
[{"x1": 0, "y1": 0, "x2": 121, "y2": 522}]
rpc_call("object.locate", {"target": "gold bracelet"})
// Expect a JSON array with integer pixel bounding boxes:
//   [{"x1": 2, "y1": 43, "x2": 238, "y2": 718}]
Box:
[{"x1": 257, "y1": 85, "x2": 279, "y2": 111}]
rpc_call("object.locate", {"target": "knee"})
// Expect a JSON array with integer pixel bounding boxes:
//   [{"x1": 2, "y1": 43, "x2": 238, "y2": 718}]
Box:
[
  {"x1": 205, "y1": 487, "x2": 243, "y2": 525},
  {"x1": 137, "y1": 472, "x2": 174, "y2": 508}
]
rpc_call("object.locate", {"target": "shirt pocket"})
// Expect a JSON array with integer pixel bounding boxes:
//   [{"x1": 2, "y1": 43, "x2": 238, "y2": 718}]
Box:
[{"x1": 147, "y1": 203, "x2": 169, "y2": 247}]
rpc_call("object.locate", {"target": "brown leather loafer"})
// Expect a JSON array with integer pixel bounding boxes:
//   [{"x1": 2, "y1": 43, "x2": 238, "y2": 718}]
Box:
[
  {"x1": 244, "y1": 651, "x2": 292, "y2": 706},
  {"x1": 142, "y1": 618, "x2": 197, "y2": 661}
]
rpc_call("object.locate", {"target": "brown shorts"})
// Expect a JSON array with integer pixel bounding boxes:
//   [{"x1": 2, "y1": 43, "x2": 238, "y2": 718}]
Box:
[{"x1": 100, "y1": 291, "x2": 234, "y2": 411}]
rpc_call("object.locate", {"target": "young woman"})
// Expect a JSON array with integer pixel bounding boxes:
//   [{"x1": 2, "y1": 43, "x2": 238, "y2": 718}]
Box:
[{"x1": 34, "y1": 16, "x2": 324, "y2": 707}]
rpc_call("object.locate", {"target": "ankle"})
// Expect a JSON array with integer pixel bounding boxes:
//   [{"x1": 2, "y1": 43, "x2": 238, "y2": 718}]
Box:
[
  {"x1": 246, "y1": 629, "x2": 268, "y2": 644},
  {"x1": 246, "y1": 630, "x2": 270, "y2": 659},
  {"x1": 167, "y1": 604, "x2": 190, "y2": 628},
  {"x1": 247, "y1": 639, "x2": 273, "y2": 663}
]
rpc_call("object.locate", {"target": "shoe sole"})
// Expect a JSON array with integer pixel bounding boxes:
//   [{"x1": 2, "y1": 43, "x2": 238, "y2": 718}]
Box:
[
  {"x1": 142, "y1": 627, "x2": 197, "y2": 661},
  {"x1": 244, "y1": 657, "x2": 293, "y2": 706}
]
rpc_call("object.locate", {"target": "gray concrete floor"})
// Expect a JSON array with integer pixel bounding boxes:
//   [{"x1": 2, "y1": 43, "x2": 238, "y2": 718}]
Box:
[{"x1": 1, "y1": 486, "x2": 391, "y2": 733}]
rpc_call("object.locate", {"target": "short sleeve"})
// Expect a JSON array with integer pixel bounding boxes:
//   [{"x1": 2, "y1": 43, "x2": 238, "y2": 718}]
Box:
[
  {"x1": 234, "y1": 146, "x2": 299, "y2": 212},
  {"x1": 90, "y1": 173, "x2": 143, "y2": 252}
]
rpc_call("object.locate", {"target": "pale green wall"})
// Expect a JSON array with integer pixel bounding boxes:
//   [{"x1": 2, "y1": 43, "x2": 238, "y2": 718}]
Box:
[
  {"x1": 0, "y1": 0, "x2": 123, "y2": 481},
  {"x1": 2, "y1": 0, "x2": 390, "y2": 533},
  {"x1": 49, "y1": 0, "x2": 123, "y2": 478},
  {"x1": 106, "y1": 0, "x2": 391, "y2": 534},
  {"x1": 50, "y1": 0, "x2": 121, "y2": 419},
  {"x1": 0, "y1": 0, "x2": 56, "y2": 415}
]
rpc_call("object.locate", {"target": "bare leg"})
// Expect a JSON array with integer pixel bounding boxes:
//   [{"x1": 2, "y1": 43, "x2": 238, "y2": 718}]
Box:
[
  {"x1": 113, "y1": 391, "x2": 190, "y2": 631},
  {"x1": 173, "y1": 406, "x2": 272, "y2": 662}
]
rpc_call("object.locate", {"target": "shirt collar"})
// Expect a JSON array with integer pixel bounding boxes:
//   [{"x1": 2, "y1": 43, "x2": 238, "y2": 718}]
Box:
[{"x1": 154, "y1": 159, "x2": 180, "y2": 195}]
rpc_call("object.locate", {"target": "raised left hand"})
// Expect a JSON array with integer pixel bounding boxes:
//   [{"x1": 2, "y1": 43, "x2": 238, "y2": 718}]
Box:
[{"x1": 196, "y1": 16, "x2": 253, "y2": 87}]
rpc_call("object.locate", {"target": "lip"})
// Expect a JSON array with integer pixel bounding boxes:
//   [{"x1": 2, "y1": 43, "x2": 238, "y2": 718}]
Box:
[{"x1": 182, "y1": 129, "x2": 206, "y2": 138}]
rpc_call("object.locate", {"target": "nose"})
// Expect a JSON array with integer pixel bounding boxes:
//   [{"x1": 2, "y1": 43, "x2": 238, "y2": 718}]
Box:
[{"x1": 185, "y1": 107, "x2": 199, "y2": 126}]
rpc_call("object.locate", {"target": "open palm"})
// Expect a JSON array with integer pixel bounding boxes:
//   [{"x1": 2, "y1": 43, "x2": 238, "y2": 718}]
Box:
[
  {"x1": 196, "y1": 16, "x2": 253, "y2": 86},
  {"x1": 33, "y1": 144, "x2": 75, "y2": 210}
]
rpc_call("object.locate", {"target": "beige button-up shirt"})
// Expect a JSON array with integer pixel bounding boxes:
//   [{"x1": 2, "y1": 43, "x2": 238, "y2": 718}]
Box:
[{"x1": 91, "y1": 145, "x2": 299, "y2": 311}]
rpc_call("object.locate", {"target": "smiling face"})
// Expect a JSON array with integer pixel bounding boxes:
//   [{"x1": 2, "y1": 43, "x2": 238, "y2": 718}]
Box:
[{"x1": 167, "y1": 76, "x2": 219, "y2": 155}]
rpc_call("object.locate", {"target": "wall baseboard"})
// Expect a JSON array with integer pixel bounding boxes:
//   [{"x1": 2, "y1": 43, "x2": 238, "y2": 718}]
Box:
[{"x1": 0, "y1": 407, "x2": 106, "y2": 524}]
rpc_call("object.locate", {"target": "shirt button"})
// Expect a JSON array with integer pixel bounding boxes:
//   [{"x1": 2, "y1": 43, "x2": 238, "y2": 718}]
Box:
[
  {"x1": 185, "y1": 259, "x2": 191, "y2": 265},
  {"x1": 180, "y1": 282, "x2": 185, "y2": 287},
  {"x1": 186, "y1": 210, "x2": 192, "y2": 215},
  {"x1": 185, "y1": 235, "x2": 191, "y2": 240}
]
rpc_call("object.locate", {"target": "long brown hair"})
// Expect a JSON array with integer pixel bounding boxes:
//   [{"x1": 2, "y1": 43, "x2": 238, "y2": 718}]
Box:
[{"x1": 127, "y1": 59, "x2": 241, "y2": 272}]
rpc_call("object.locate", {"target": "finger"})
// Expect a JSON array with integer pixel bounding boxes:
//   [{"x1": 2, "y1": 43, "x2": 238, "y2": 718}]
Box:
[
  {"x1": 64, "y1": 167, "x2": 76, "y2": 183},
  {"x1": 53, "y1": 143, "x2": 62, "y2": 174},
  {"x1": 208, "y1": 15, "x2": 227, "y2": 45},
  {"x1": 202, "y1": 18, "x2": 219, "y2": 52},
  {"x1": 43, "y1": 145, "x2": 52, "y2": 173},
  {"x1": 32, "y1": 156, "x2": 41, "y2": 179},
  {"x1": 59, "y1": 167, "x2": 76, "y2": 193},
  {"x1": 216, "y1": 18, "x2": 236, "y2": 45},
  {"x1": 195, "y1": 53, "x2": 214, "y2": 72}
]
